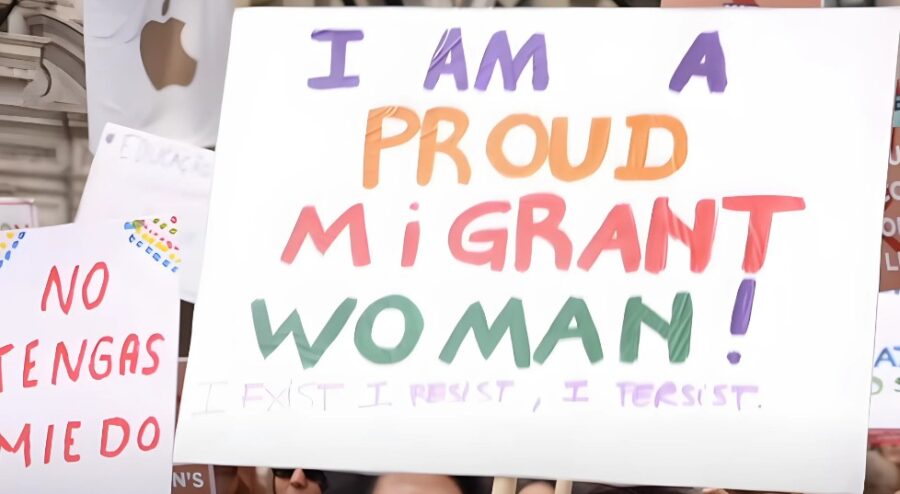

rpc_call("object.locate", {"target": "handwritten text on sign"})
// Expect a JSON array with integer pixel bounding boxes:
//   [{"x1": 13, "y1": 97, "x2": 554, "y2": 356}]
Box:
[
  {"x1": 259, "y1": 28, "x2": 798, "y2": 389},
  {"x1": 77, "y1": 123, "x2": 216, "y2": 303},
  {"x1": 0, "y1": 222, "x2": 178, "y2": 493},
  {"x1": 176, "y1": 9, "x2": 897, "y2": 493}
]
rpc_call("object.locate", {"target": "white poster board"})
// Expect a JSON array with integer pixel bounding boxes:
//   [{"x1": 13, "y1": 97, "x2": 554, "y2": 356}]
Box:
[
  {"x1": 0, "y1": 220, "x2": 179, "y2": 492},
  {"x1": 175, "y1": 9, "x2": 900, "y2": 493},
  {"x1": 77, "y1": 123, "x2": 215, "y2": 303},
  {"x1": 872, "y1": 291, "x2": 900, "y2": 429}
]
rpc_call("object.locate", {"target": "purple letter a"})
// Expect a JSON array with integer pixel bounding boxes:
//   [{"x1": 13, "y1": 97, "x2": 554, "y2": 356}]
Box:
[
  {"x1": 669, "y1": 31, "x2": 727, "y2": 93},
  {"x1": 424, "y1": 28, "x2": 468, "y2": 90}
]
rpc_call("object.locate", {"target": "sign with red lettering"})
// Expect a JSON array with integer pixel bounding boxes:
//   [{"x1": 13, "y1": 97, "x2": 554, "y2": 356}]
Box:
[
  {"x1": 175, "y1": 9, "x2": 900, "y2": 493},
  {"x1": 0, "y1": 220, "x2": 179, "y2": 493}
]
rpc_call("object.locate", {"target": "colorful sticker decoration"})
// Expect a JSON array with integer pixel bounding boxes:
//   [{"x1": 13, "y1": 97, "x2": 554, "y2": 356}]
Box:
[
  {"x1": 0, "y1": 230, "x2": 27, "y2": 270},
  {"x1": 124, "y1": 216, "x2": 182, "y2": 273}
]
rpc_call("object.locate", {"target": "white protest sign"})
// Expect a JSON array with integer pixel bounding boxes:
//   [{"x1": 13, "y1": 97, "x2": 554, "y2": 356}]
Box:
[
  {"x1": 77, "y1": 123, "x2": 215, "y2": 302},
  {"x1": 0, "y1": 198, "x2": 38, "y2": 230},
  {"x1": 0, "y1": 220, "x2": 179, "y2": 493},
  {"x1": 872, "y1": 291, "x2": 900, "y2": 429},
  {"x1": 175, "y1": 8, "x2": 899, "y2": 493}
]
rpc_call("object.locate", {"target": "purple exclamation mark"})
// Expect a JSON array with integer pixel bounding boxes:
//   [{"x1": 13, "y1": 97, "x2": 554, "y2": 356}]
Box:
[{"x1": 728, "y1": 278, "x2": 756, "y2": 365}]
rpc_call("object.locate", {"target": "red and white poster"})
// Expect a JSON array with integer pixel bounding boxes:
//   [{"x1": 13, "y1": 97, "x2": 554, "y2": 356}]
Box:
[{"x1": 0, "y1": 220, "x2": 179, "y2": 493}]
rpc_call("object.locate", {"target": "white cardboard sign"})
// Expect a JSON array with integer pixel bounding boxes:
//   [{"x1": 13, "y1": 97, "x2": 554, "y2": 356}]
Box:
[
  {"x1": 77, "y1": 123, "x2": 215, "y2": 303},
  {"x1": 0, "y1": 220, "x2": 179, "y2": 493},
  {"x1": 175, "y1": 8, "x2": 900, "y2": 493},
  {"x1": 872, "y1": 291, "x2": 900, "y2": 429}
]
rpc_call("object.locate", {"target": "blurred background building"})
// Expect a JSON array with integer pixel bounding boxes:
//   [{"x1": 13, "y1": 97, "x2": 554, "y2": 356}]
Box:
[{"x1": 0, "y1": 0, "x2": 87, "y2": 227}]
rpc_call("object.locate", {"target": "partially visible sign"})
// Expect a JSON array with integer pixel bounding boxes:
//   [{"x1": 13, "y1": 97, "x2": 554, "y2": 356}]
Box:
[
  {"x1": 870, "y1": 428, "x2": 900, "y2": 446},
  {"x1": 0, "y1": 198, "x2": 37, "y2": 230},
  {"x1": 883, "y1": 80, "x2": 900, "y2": 291},
  {"x1": 871, "y1": 292, "x2": 900, "y2": 429},
  {"x1": 173, "y1": 465, "x2": 215, "y2": 494},
  {"x1": 77, "y1": 123, "x2": 216, "y2": 303},
  {"x1": 0, "y1": 220, "x2": 179, "y2": 493}
]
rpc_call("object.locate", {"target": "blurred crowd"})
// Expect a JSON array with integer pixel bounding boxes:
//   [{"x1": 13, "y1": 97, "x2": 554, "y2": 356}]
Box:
[{"x1": 206, "y1": 444, "x2": 900, "y2": 494}]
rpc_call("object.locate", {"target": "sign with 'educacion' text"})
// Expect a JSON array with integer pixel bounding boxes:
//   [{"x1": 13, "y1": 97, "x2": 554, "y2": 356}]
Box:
[
  {"x1": 78, "y1": 123, "x2": 216, "y2": 303},
  {"x1": 175, "y1": 8, "x2": 900, "y2": 493}
]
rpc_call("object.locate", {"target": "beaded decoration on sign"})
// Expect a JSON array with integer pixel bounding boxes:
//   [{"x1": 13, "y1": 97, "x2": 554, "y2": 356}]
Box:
[{"x1": 124, "y1": 216, "x2": 182, "y2": 273}]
